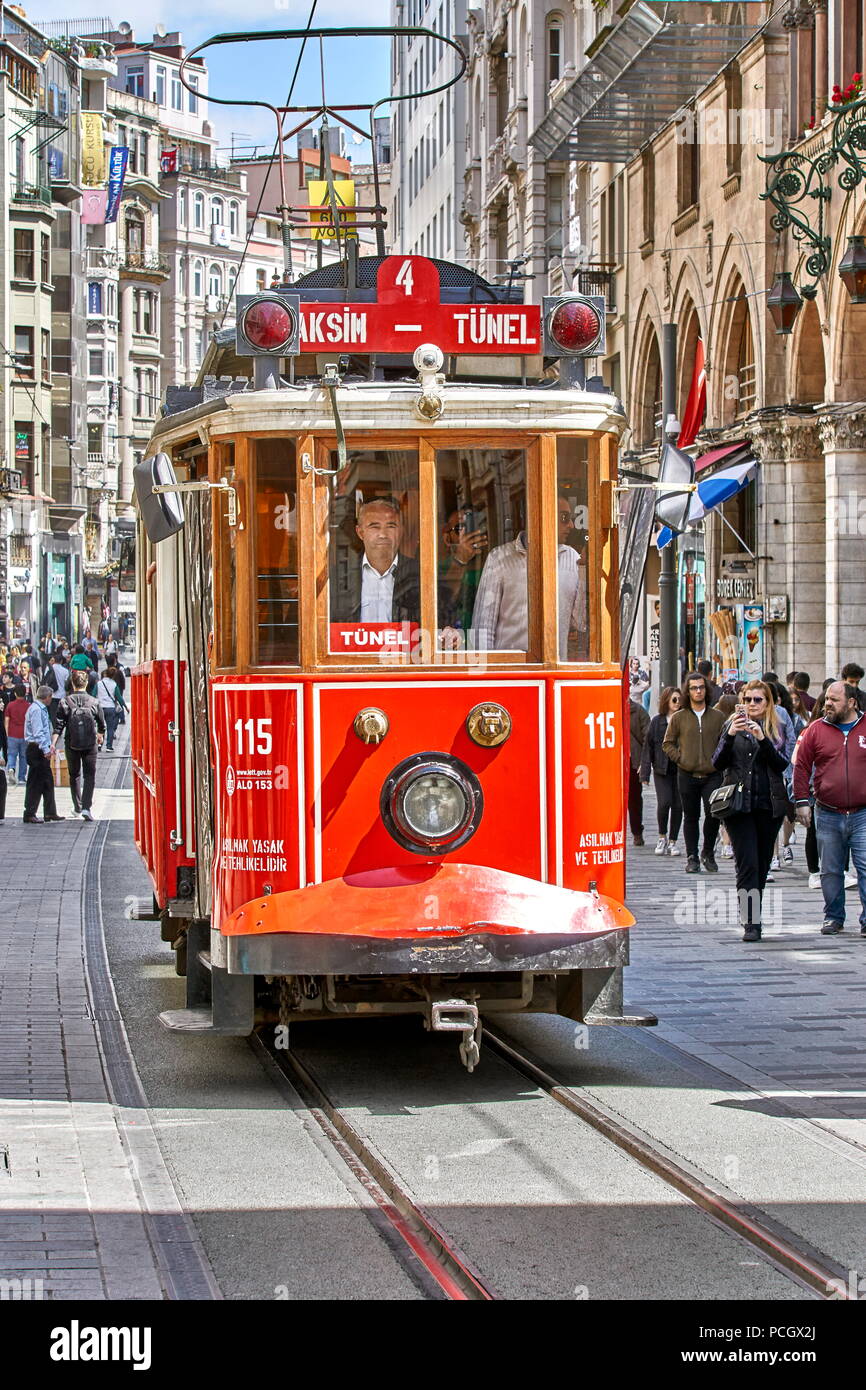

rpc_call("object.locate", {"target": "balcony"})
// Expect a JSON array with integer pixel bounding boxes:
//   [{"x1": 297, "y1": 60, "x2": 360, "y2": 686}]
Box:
[
  {"x1": 83, "y1": 455, "x2": 119, "y2": 491},
  {"x1": 177, "y1": 162, "x2": 243, "y2": 188},
  {"x1": 86, "y1": 247, "x2": 120, "y2": 272},
  {"x1": 120, "y1": 250, "x2": 170, "y2": 281},
  {"x1": 576, "y1": 263, "x2": 618, "y2": 314},
  {"x1": 12, "y1": 183, "x2": 53, "y2": 208}
]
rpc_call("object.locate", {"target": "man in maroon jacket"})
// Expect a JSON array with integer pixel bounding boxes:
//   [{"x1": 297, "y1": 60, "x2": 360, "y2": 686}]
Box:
[{"x1": 793, "y1": 682, "x2": 866, "y2": 935}]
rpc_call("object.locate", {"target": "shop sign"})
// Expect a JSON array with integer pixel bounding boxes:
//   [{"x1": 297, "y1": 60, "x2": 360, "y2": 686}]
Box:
[{"x1": 716, "y1": 573, "x2": 755, "y2": 601}]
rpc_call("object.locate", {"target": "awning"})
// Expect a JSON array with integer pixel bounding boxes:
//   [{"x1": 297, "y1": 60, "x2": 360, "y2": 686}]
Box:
[
  {"x1": 529, "y1": 2, "x2": 753, "y2": 164},
  {"x1": 694, "y1": 441, "x2": 751, "y2": 474},
  {"x1": 656, "y1": 459, "x2": 756, "y2": 549}
]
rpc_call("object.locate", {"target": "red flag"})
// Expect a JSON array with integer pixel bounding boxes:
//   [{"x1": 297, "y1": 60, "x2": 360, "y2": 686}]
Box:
[
  {"x1": 678, "y1": 337, "x2": 706, "y2": 448},
  {"x1": 160, "y1": 148, "x2": 178, "y2": 174}
]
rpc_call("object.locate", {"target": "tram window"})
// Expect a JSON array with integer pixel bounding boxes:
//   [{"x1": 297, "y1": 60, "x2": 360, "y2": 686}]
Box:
[
  {"x1": 556, "y1": 437, "x2": 590, "y2": 662},
  {"x1": 255, "y1": 439, "x2": 299, "y2": 665},
  {"x1": 327, "y1": 450, "x2": 419, "y2": 658},
  {"x1": 435, "y1": 448, "x2": 528, "y2": 655}
]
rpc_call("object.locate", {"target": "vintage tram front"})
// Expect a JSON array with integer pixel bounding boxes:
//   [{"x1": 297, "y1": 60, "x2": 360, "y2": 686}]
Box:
[{"x1": 130, "y1": 253, "x2": 654, "y2": 1068}]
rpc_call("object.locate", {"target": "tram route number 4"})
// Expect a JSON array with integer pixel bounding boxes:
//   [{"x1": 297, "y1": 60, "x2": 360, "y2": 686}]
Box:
[
  {"x1": 584, "y1": 712, "x2": 616, "y2": 749},
  {"x1": 235, "y1": 718, "x2": 273, "y2": 756}
]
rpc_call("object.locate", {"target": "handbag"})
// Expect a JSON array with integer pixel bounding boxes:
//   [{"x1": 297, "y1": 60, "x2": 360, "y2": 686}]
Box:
[{"x1": 708, "y1": 778, "x2": 745, "y2": 820}]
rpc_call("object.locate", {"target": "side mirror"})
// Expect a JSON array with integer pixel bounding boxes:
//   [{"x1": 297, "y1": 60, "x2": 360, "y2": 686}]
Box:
[
  {"x1": 133, "y1": 452, "x2": 184, "y2": 543},
  {"x1": 118, "y1": 537, "x2": 136, "y2": 592},
  {"x1": 654, "y1": 440, "x2": 695, "y2": 534}
]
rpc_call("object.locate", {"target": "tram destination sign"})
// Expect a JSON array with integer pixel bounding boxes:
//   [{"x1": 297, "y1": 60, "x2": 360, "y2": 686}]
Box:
[{"x1": 296, "y1": 256, "x2": 541, "y2": 356}]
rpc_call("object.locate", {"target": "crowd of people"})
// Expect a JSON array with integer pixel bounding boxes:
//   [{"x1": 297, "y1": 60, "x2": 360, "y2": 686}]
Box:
[
  {"x1": 630, "y1": 662, "x2": 866, "y2": 943},
  {"x1": 0, "y1": 632, "x2": 128, "y2": 826}
]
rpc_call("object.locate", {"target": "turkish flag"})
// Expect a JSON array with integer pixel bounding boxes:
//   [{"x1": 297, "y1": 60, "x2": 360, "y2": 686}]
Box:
[
  {"x1": 160, "y1": 148, "x2": 178, "y2": 174},
  {"x1": 678, "y1": 338, "x2": 706, "y2": 448}
]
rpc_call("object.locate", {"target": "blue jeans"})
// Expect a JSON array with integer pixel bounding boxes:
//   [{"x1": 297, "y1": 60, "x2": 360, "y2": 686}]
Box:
[
  {"x1": 6, "y1": 736, "x2": 26, "y2": 780},
  {"x1": 815, "y1": 806, "x2": 866, "y2": 927},
  {"x1": 103, "y1": 706, "x2": 120, "y2": 748}
]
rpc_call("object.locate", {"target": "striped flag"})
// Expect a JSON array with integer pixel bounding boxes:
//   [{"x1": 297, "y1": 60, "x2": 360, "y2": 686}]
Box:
[{"x1": 677, "y1": 338, "x2": 706, "y2": 448}]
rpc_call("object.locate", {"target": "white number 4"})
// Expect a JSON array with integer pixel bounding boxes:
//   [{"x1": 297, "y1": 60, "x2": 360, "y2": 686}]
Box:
[
  {"x1": 395, "y1": 258, "x2": 414, "y2": 296},
  {"x1": 234, "y1": 717, "x2": 273, "y2": 756},
  {"x1": 584, "y1": 712, "x2": 616, "y2": 749}
]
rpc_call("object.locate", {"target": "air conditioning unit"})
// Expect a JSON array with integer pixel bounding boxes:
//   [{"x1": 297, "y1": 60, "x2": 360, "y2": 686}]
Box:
[
  {"x1": 210, "y1": 225, "x2": 230, "y2": 247},
  {"x1": 205, "y1": 294, "x2": 222, "y2": 312}
]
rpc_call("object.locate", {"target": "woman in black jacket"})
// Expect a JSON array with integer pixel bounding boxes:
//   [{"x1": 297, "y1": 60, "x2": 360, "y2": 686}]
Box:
[
  {"x1": 640, "y1": 685, "x2": 683, "y2": 857},
  {"x1": 712, "y1": 679, "x2": 791, "y2": 942}
]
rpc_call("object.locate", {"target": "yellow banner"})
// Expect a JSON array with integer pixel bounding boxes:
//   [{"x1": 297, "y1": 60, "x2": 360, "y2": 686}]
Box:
[
  {"x1": 81, "y1": 113, "x2": 105, "y2": 186},
  {"x1": 307, "y1": 179, "x2": 357, "y2": 241}
]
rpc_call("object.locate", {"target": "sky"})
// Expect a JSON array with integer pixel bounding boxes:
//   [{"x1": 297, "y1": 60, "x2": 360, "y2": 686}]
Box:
[{"x1": 30, "y1": 0, "x2": 394, "y2": 159}]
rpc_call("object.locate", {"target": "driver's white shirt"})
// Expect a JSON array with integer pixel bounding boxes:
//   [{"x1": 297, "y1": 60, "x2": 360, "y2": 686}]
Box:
[{"x1": 360, "y1": 555, "x2": 398, "y2": 622}]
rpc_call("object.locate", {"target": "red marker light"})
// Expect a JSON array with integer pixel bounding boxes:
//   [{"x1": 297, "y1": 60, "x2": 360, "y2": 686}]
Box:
[
  {"x1": 241, "y1": 298, "x2": 296, "y2": 352},
  {"x1": 549, "y1": 299, "x2": 602, "y2": 354}
]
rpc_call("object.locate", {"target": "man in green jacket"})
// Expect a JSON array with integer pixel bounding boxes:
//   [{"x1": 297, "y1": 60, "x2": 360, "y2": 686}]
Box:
[{"x1": 663, "y1": 673, "x2": 727, "y2": 874}]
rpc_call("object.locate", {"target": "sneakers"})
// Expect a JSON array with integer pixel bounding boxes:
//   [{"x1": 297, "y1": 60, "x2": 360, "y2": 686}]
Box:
[
  {"x1": 845, "y1": 871, "x2": 858, "y2": 890},
  {"x1": 809, "y1": 872, "x2": 822, "y2": 890},
  {"x1": 701, "y1": 854, "x2": 719, "y2": 873},
  {"x1": 742, "y1": 925, "x2": 762, "y2": 942},
  {"x1": 821, "y1": 920, "x2": 844, "y2": 935},
  {"x1": 765, "y1": 871, "x2": 775, "y2": 882},
  {"x1": 667, "y1": 842, "x2": 682, "y2": 857},
  {"x1": 633, "y1": 834, "x2": 645, "y2": 847},
  {"x1": 655, "y1": 837, "x2": 667, "y2": 855},
  {"x1": 80, "y1": 808, "x2": 94, "y2": 822},
  {"x1": 686, "y1": 857, "x2": 702, "y2": 874},
  {"x1": 782, "y1": 846, "x2": 794, "y2": 866},
  {"x1": 770, "y1": 855, "x2": 780, "y2": 871},
  {"x1": 721, "y1": 844, "x2": 734, "y2": 858}
]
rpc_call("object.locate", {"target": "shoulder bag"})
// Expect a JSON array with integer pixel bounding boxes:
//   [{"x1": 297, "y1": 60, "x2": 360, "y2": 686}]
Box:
[{"x1": 708, "y1": 778, "x2": 745, "y2": 820}]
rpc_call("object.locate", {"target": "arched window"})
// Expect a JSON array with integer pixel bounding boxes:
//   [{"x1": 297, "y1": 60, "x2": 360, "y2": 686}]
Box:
[
  {"x1": 125, "y1": 211, "x2": 144, "y2": 254},
  {"x1": 193, "y1": 192, "x2": 204, "y2": 230},
  {"x1": 227, "y1": 264, "x2": 237, "y2": 298},
  {"x1": 178, "y1": 186, "x2": 186, "y2": 227},
  {"x1": 547, "y1": 14, "x2": 563, "y2": 86},
  {"x1": 229, "y1": 201, "x2": 239, "y2": 236},
  {"x1": 192, "y1": 259, "x2": 203, "y2": 298},
  {"x1": 211, "y1": 197, "x2": 224, "y2": 227},
  {"x1": 178, "y1": 257, "x2": 187, "y2": 295},
  {"x1": 208, "y1": 263, "x2": 223, "y2": 298}
]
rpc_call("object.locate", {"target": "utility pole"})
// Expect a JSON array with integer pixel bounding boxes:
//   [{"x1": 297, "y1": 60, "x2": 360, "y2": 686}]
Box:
[{"x1": 658, "y1": 323, "x2": 680, "y2": 690}]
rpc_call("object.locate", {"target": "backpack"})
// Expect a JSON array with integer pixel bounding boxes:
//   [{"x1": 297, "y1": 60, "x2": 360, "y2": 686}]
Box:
[{"x1": 66, "y1": 694, "x2": 97, "y2": 751}]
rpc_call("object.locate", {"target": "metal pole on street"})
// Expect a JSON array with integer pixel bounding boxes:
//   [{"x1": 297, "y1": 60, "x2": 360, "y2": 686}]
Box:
[{"x1": 659, "y1": 322, "x2": 679, "y2": 690}]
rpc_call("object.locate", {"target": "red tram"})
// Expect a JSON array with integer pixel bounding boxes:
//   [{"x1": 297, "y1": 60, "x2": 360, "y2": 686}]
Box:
[{"x1": 129, "y1": 28, "x2": 656, "y2": 1068}]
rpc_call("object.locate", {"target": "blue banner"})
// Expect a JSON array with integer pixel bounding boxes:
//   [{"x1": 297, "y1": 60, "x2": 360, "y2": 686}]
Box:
[{"x1": 104, "y1": 146, "x2": 129, "y2": 225}]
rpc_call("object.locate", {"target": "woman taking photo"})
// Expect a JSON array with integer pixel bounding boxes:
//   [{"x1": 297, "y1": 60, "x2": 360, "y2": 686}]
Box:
[
  {"x1": 639, "y1": 685, "x2": 683, "y2": 856},
  {"x1": 712, "y1": 680, "x2": 791, "y2": 942}
]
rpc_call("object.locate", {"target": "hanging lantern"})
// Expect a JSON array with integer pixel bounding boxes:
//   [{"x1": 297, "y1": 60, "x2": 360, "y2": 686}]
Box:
[
  {"x1": 838, "y1": 235, "x2": 866, "y2": 303},
  {"x1": 766, "y1": 271, "x2": 803, "y2": 334}
]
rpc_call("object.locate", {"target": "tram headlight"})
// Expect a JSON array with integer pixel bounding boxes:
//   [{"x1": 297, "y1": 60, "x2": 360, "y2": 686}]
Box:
[
  {"x1": 235, "y1": 293, "x2": 301, "y2": 356},
  {"x1": 381, "y1": 754, "x2": 483, "y2": 855}
]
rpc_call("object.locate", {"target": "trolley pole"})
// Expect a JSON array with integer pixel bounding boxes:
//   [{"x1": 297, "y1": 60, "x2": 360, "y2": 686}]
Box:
[{"x1": 658, "y1": 323, "x2": 680, "y2": 691}]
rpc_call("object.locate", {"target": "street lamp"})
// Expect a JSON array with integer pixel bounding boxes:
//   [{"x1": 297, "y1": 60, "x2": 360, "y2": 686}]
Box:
[
  {"x1": 838, "y1": 234, "x2": 866, "y2": 302},
  {"x1": 767, "y1": 271, "x2": 804, "y2": 334}
]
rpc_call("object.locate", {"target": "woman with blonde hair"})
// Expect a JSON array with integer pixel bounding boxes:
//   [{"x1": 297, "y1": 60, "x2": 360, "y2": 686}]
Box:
[{"x1": 712, "y1": 680, "x2": 791, "y2": 941}]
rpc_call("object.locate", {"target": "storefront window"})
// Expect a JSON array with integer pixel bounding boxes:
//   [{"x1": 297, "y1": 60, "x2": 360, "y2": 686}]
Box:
[
  {"x1": 555, "y1": 438, "x2": 590, "y2": 661},
  {"x1": 255, "y1": 439, "x2": 298, "y2": 664}
]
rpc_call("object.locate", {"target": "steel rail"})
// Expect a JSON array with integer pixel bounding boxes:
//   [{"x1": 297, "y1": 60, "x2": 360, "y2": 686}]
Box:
[
  {"x1": 251, "y1": 1032, "x2": 498, "y2": 1302},
  {"x1": 484, "y1": 1026, "x2": 855, "y2": 1301}
]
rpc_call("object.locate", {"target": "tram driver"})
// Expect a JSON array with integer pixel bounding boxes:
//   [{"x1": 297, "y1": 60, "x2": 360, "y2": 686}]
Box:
[
  {"x1": 331, "y1": 496, "x2": 421, "y2": 624},
  {"x1": 470, "y1": 494, "x2": 587, "y2": 658}
]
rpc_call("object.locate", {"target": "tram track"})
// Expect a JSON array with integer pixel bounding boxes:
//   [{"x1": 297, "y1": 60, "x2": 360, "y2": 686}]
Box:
[
  {"x1": 484, "y1": 1024, "x2": 856, "y2": 1302},
  {"x1": 250, "y1": 1030, "x2": 499, "y2": 1302}
]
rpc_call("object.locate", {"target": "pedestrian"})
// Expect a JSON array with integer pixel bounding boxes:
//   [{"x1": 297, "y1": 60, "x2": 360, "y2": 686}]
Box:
[
  {"x1": 43, "y1": 651, "x2": 70, "y2": 725},
  {"x1": 18, "y1": 658, "x2": 39, "y2": 702},
  {"x1": 640, "y1": 686, "x2": 684, "y2": 856},
  {"x1": 793, "y1": 681, "x2": 866, "y2": 936},
  {"x1": 0, "y1": 670, "x2": 16, "y2": 710},
  {"x1": 712, "y1": 680, "x2": 791, "y2": 942},
  {"x1": 104, "y1": 633, "x2": 118, "y2": 667},
  {"x1": 840, "y1": 662, "x2": 866, "y2": 711},
  {"x1": 662, "y1": 672, "x2": 727, "y2": 873},
  {"x1": 696, "y1": 659, "x2": 721, "y2": 706},
  {"x1": 23, "y1": 685, "x2": 64, "y2": 824},
  {"x1": 628, "y1": 656, "x2": 650, "y2": 701},
  {"x1": 54, "y1": 670, "x2": 105, "y2": 820},
  {"x1": 69, "y1": 643, "x2": 94, "y2": 673},
  {"x1": 95, "y1": 667, "x2": 124, "y2": 750},
  {"x1": 4, "y1": 685, "x2": 29, "y2": 785},
  {"x1": 629, "y1": 697, "x2": 650, "y2": 846},
  {"x1": 787, "y1": 670, "x2": 816, "y2": 714}
]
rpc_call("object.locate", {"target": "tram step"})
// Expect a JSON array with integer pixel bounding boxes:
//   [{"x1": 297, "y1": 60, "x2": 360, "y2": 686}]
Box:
[
  {"x1": 586, "y1": 1010, "x2": 659, "y2": 1027},
  {"x1": 197, "y1": 951, "x2": 213, "y2": 972},
  {"x1": 159, "y1": 1007, "x2": 216, "y2": 1033}
]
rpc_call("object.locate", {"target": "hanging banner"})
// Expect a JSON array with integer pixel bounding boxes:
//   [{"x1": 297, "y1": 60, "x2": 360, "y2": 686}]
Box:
[
  {"x1": 105, "y1": 146, "x2": 129, "y2": 224},
  {"x1": 307, "y1": 179, "x2": 357, "y2": 241},
  {"x1": 81, "y1": 189, "x2": 108, "y2": 225},
  {"x1": 80, "y1": 112, "x2": 106, "y2": 186},
  {"x1": 160, "y1": 147, "x2": 178, "y2": 174}
]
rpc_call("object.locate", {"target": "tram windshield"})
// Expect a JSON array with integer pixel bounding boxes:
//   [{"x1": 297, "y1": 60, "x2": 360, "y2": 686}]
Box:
[
  {"x1": 556, "y1": 437, "x2": 590, "y2": 662},
  {"x1": 255, "y1": 439, "x2": 299, "y2": 664}
]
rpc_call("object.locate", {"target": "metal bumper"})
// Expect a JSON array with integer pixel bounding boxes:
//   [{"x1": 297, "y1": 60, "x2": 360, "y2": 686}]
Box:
[{"x1": 221, "y1": 862, "x2": 632, "y2": 977}]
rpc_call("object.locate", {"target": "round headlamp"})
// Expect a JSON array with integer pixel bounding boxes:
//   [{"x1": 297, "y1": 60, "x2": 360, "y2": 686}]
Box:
[{"x1": 381, "y1": 753, "x2": 483, "y2": 855}]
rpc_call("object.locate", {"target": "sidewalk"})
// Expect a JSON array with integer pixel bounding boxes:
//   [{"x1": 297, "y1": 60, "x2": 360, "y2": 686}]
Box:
[
  {"x1": 0, "y1": 725, "x2": 217, "y2": 1300},
  {"x1": 625, "y1": 784, "x2": 866, "y2": 1149}
]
